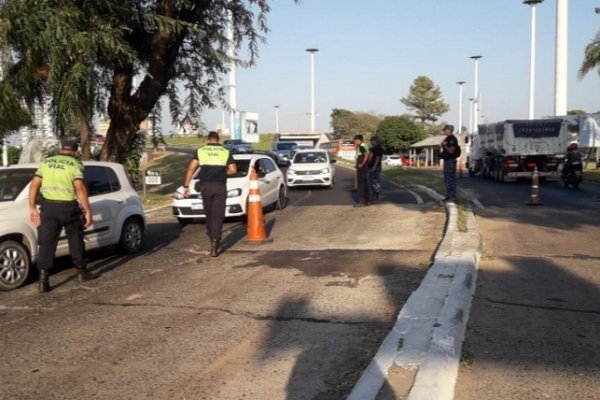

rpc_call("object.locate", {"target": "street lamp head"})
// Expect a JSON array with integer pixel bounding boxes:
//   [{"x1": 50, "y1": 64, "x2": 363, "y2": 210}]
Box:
[
  {"x1": 595, "y1": 7, "x2": 600, "y2": 14},
  {"x1": 457, "y1": 81, "x2": 466, "y2": 85},
  {"x1": 306, "y1": 48, "x2": 319, "y2": 53},
  {"x1": 523, "y1": 0, "x2": 543, "y2": 5},
  {"x1": 274, "y1": 105, "x2": 279, "y2": 108},
  {"x1": 470, "y1": 55, "x2": 482, "y2": 60}
]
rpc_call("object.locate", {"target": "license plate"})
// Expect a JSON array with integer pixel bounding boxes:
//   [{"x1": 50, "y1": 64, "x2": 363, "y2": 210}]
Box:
[{"x1": 191, "y1": 202, "x2": 203, "y2": 210}]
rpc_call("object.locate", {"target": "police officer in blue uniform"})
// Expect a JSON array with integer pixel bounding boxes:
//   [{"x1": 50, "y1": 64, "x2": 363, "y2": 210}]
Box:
[
  {"x1": 28, "y1": 139, "x2": 93, "y2": 293},
  {"x1": 182, "y1": 131, "x2": 237, "y2": 257}
]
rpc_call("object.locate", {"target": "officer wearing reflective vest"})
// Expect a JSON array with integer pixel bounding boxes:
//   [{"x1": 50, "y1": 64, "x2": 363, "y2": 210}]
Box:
[
  {"x1": 28, "y1": 139, "x2": 93, "y2": 293},
  {"x1": 182, "y1": 131, "x2": 237, "y2": 257}
]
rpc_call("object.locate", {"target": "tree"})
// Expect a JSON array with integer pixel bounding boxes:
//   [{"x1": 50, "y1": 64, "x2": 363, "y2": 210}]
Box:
[
  {"x1": 0, "y1": 0, "x2": 277, "y2": 163},
  {"x1": 567, "y1": 109, "x2": 587, "y2": 115},
  {"x1": 401, "y1": 76, "x2": 449, "y2": 126},
  {"x1": 579, "y1": 29, "x2": 600, "y2": 80},
  {"x1": 330, "y1": 108, "x2": 382, "y2": 139},
  {"x1": 375, "y1": 114, "x2": 427, "y2": 154}
]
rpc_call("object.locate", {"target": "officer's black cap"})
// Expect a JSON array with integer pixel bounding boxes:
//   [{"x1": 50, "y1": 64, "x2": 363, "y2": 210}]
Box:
[
  {"x1": 61, "y1": 138, "x2": 79, "y2": 151},
  {"x1": 443, "y1": 124, "x2": 455, "y2": 132}
]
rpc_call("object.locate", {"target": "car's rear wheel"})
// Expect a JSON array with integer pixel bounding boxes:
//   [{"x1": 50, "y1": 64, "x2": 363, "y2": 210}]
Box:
[
  {"x1": 117, "y1": 217, "x2": 144, "y2": 254},
  {"x1": 0, "y1": 240, "x2": 30, "y2": 291},
  {"x1": 276, "y1": 186, "x2": 288, "y2": 210}
]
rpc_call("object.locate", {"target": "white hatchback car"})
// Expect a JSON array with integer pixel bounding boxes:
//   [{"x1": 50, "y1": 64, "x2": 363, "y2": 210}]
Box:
[
  {"x1": 172, "y1": 154, "x2": 287, "y2": 224},
  {"x1": 287, "y1": 149, "x2": 336, "y2": 188},
  {"x1": 0, "y1": 162, "x2": 146, "y2": 291}
]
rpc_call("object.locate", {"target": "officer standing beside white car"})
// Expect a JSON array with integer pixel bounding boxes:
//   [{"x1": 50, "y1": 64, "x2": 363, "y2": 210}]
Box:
[{"x1": 182, "y1": 131, "x2": 237, "y2": 257}]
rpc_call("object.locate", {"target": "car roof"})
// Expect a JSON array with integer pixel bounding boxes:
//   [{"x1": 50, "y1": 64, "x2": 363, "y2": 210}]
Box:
[
  {"x1": 232, "y1": 154, "x2": 268, "y2": 161},
  {"x1": 294, "y1": 149, "x2": 326, "y2": 154}
]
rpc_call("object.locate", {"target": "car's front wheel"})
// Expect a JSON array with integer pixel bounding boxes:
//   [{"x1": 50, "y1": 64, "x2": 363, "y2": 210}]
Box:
[
  {"x1": 0, "y1": 240, "x2": 31, "y2": 291},
  {"x1": 117, "y1": 217, "x2": 144, "y2": 254}
]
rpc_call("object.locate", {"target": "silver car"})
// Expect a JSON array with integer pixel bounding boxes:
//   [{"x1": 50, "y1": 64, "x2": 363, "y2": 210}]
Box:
[{"x1": 0, "y1": 162, "x2": 146, "y2": 291}]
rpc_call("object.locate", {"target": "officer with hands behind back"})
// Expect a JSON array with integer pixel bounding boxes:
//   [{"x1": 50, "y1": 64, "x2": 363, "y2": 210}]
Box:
[
  {"x1": 182, "y1": 131, "x2": 237, "y2": 257},
  {"x1": 440, "y1": 124, "x2": 459, "y2": 202},
  {"x1": 28, "y1": 139, "x2": 93, "y2": 293}
]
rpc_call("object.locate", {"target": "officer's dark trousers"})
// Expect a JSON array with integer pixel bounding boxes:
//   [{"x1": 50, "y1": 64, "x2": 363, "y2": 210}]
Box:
[
  {"x1": 200, "y1": 181, "x2": 227, "y2": 241},
  {"x1": 443, "y1": 158, "x2": 457, "y2": 199},
  {"x1": 37, "y1": 200, "x2": 85, "y2": 271},
  {"x1": 356, "y1": 168, "x2": 370, "y2": 205}
]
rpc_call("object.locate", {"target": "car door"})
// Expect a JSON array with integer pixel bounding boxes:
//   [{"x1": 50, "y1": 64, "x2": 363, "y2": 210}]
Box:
[
  {"x1": 255, "y1": 157, "x2": 280, "y2": 205},
  {"x1": 82, "y1": 166, "x2": 122, "y2": 247}
]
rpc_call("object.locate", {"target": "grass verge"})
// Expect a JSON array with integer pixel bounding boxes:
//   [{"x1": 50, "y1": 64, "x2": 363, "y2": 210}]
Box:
[
  {"x1": 384, "y1": 167, "x2": 445, "y2": 194},
  {"x1": 138, "y1": 151, "x2": 190, "y2": 209}
]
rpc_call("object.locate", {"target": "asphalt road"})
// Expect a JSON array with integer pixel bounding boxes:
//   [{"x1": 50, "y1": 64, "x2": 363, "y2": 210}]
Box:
[
  {"x1": 0, "y1": 164, "x2": 444, "y2": 400},
  {"x1": 454, "y1": 175, "x2": 600, "y2": 399}
]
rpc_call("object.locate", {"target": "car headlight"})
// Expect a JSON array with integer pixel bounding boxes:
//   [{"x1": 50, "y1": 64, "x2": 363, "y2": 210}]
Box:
[
  {"x1": 288, "y1": 169, "x2": 296, "y2": 175},
  {"x1": 173, "y1": 191, "x2": 185, "y2": 200},
  {"x1": 227, "y1": 188, "x2": 242, "y2": 198},
  {"x1": 320, "y1": 168, "x2": 330, "y2": 174}
]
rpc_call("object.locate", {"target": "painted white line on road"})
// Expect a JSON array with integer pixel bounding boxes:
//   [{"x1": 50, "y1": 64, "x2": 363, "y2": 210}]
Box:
[
  {"x1": 471, "y1": 198, "x2": 485, "y2": 209},
  {"x1": 289, "y1": 190, "x2": 313, "y2": 207},
  {"x1": 389, "y1": 181, "x2": 423, "y2": 205}
]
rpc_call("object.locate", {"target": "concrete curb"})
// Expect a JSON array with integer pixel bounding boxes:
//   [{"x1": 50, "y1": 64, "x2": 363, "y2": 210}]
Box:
[{"x1": 347, "y1": 186, "x2": 482, "y2": 400}]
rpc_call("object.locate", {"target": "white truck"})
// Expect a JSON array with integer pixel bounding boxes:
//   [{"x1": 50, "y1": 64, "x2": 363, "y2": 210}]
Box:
[{"x1": 467, "y1": 118, "x2": 570, "y2": 182}]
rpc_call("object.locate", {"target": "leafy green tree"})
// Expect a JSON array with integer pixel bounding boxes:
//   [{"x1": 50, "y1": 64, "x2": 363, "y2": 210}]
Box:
[
  {"x1": 0, "y1": 104, "x2": 31, "y2": 140},
  {"x1": 567, "y1": 109, "x2": 587, "y2": 115},
  {"x1": 401, "y1": 76, "x2": 449, "y2": 125},
  {"x1": 330, "y1": 108, "x2": 382, "y2": 139},
  {"x1": 0, "y1": 0, "x2": 278, "y2": 163},
  {"x1": 375, "y1": 114, "x2": 427, "y2": 154},
  {"x1": 579, "y1": 29, "x2": 600, "y2": 79}
]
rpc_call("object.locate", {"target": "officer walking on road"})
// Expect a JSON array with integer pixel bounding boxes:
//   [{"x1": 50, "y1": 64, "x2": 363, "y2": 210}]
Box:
[
  {"x1": 353, "y1": 134, "x2": 371, "y2": 207},
  {"x1": 28, "y1": 139, "x2": 93, "y2": 293},
  {"x1": 440, "y1": 124, "x2": 459, "y2": 202},
  {"x1": 182, "y1": 131, "x2": 237, "y2": 257}
]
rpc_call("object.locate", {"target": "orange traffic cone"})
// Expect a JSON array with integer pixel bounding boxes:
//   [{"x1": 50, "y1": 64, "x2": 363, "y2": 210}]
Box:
[
  {"x1": 526, "y1": 166, "x2": 543, "y2": 206},
  {"x1": 245, "y1": 166, "x2": 274, "y2": 244}
]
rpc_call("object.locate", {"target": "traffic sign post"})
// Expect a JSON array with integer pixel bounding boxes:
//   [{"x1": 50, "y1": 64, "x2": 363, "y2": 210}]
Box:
[{"x1": 143, "y1": 170, "x2": 162, "y2": 200}]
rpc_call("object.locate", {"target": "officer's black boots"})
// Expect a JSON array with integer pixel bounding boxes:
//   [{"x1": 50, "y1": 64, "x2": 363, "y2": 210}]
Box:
[
  {"x1": 77, "y1": 266, "x2": 91, "y2": 283},
  {"x1": 211, "y1": 240, "x2": 220, "y2": 257},
  {"x1": 39, "y1": 270, "x2": 50, "y2": 293}
]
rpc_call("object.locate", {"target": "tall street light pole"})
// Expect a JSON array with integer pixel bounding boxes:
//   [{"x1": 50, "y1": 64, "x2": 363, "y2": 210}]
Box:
[
  {"x1": 524, "y1": 0, "x2": 543, "y2": 120},
  {"x1": 226, "y1": 9, "x2": 238, "y2": 139},
  {"x1": 470, "y1": 55, "x2": 482, "y2": 130},
  {"x1": 306, "y1": 48, "x2": 319, "y2": 134},
  {"x1": 457, "y1": 81, "x2": 466, "y2": 136},
  {"x1": 468, "y1": 98, "x2": 475, "y2": 134},
  {"x1": 554, "y1": 0, "x2": 568, "y2": 116},
  {"x1": 274, "y1": 105, "x2": 280, "y2": 136}
]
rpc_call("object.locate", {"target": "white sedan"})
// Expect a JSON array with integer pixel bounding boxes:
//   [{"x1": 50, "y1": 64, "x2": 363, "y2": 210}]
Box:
[
  {"x1": 172, "y1": 154, "x2": 287, "y2": 224},
  {"x1": 287, "y1": 149, "x2": 336, "y2": 188}
]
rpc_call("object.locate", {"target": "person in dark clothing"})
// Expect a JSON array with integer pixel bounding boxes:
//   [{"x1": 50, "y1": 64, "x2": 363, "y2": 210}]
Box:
[
  {"x1": 353, "y1": 134, "x2": 371, "y2": 207},
  {"x1": 368, "y1": 136, "x2": 384, "y2": 200},
  {"x1": 28, "y1": 139, "x2": 93, "y2": 293},
  {"x1": 182, "y1": 131, "x2": 237, "y2": 257},
  {"x1": 562, "y1": 142, "x2": 583, "y2": 177},
  {"x1": 440, "y1": 124, "x2": 459, "y2": 202}
]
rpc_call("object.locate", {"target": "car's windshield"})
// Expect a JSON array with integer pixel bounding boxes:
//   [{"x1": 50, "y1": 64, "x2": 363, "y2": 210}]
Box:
[
  {"x1": 0, "y1": 168, "x2": 35, "y2": 202},
  {"x1": 293, "y1": 152, "x2": 328, "y2": 164},
  {"x1": 192, "y1": 160, "x2": 250, "y2": 180},
  {"x1": 276, "y1": 142, "x2": 296, "y2": 151}
]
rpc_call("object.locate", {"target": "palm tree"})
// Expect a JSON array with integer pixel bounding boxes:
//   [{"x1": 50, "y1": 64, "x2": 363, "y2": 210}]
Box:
[{"x1": 579, "y1": 30, "x2": 600, "y2": 79}]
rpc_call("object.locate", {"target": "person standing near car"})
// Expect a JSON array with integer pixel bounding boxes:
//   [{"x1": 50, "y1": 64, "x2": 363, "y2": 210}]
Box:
[
  {"x1": 353, "y1": 134, "x2": 371, "y2": 207},
  {"x1": 28, "y1": 139, "x2": 93, "y2": 293},
  {"x1": 182, "y1": 131, "x2": 237, "y2": 257},
  {"x1": 440, "y1": 124, "x2": 459, "y2": 202},
  {"x1": 368, "y1": 136, "x2": 384, "y2": 200}
]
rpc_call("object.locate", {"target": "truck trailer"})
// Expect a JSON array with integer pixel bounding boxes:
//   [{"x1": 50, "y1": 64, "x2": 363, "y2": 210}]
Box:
[{"x1": 467, "y1": 119, "x2": 570, "y2": 182}]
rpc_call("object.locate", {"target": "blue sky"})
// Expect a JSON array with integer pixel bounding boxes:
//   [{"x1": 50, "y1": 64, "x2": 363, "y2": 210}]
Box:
[{"x1": 190, "y1": 0, "x2": 600, "y2": 135}]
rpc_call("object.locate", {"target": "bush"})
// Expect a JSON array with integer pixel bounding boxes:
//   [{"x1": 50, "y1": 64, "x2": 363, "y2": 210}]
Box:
[{"x1": 8, "y1": 146, "x2": 22, "y2": 165}]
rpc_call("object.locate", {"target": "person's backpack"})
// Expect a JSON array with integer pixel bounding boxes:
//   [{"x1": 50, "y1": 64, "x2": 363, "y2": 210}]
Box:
[{"x1": 454, "y1": 144, "x2": 462, "y2": 158}]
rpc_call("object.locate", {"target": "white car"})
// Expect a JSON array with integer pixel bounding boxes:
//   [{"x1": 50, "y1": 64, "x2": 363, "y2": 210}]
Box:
[
  {"x1": 0, "y1": 162, "x2": 146, "y2": 291},
  {"x1": 172, "y1": 154, "x2": 287, "y2": 224},
  {"x1": 287, "y1": 149, "x2": 336, "y2": 188},
  {"x1": 383, "y1": 155, "x2": 402, "y2": 167}
]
